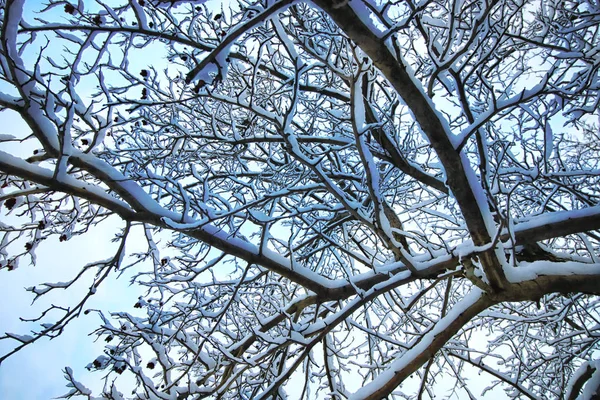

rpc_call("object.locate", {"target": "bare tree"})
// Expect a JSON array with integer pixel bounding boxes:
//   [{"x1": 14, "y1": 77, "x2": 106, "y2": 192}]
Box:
[{"x1": 1, "y1": 0, "x2": 600, "y2": 398}]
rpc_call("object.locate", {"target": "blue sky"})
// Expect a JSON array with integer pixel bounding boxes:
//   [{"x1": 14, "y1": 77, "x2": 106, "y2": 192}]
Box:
[
  {"x1": 0, "y1": 208, "x2": 148, "y2": 398},
  {"x1": 0, "y1": 108, "x2": 146, "y2": 397}
]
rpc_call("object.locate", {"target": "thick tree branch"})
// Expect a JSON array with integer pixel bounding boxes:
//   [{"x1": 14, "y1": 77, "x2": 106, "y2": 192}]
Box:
[
  {"x1": 352, "y1": 289, "x2": 494, "y2": 399},
  {"x1": 311, "y1": 0, "x2": 507, "y2": 290}
]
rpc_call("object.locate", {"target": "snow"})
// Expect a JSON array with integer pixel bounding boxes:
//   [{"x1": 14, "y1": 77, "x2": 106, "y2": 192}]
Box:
[
  {"x1": 4, "y1": 1, "x2": 599, "y2": 397},
  {"x1": 348, "y1": 0, "x2": 386, "y2": 38},
  {"x1": 75, "y1": 152, "x2": 183, "y2": 220},
  {"x1": 583, "y1": 363, "x2": 600, "y2": 400},
  {"x1": 210, "y1": 91, "x2": 281, "y2": 124},
  {"x1": 453, "y1": 77, "x2": 551, "y2": 150},
  {"x1": 215, "y1": 43, "x2": 233, "y2": 80},
  {"x1": 352, "y1": 77, "x2": 367, "y2": 132},
  {"x1": 303, "y1": 269, "x2": 413, "y2": 337},
  {"x1": 261, "y1": 245, "x2": 339, "y2": 287},
  {"x1": 161, "y1": 215, "x2": 341, "y2": 290},
  {"x1": 503, "y1": 260, "x2": 600, "y2": 283},
  {"x1": 19, "y1": 97, "x2": 61, "y2": 150},
  {"x1": 187, "y1": 0, "x2": 298, "y2": 86},
  {"x1": 544, "y1": 122, "x2": 554, "y2": 161},
  {"x1": 512, "y1": 205, "x2": 600, "y2": 233},
  {"x1": 273, "y1": 16, "x2": 301, "y2": 62},
  {"x1": 420, "y1": 15, "x2": 449, "y2": 28},
  {"x1": 130, "y1": 0, "x2": 149, "y2": 30},
  {"x1": 350, "y1": 288, "x2": 485, "y2": 399},
  {"x1": 0, "y1": 150, "x2": 134, "y2": 213},
  {"x1": 249, "y1": 209, "x2": 271, "y2": 223},
  {"x1": 3, "y1": 0, "x2": 24, "y2": 66},
  {"x1": 567, "y1": 360, "x2": 600, "y2": 400},
  {"x1": 460, "y1": 151, "x2": 496, "y2": 237},
  {"x1": 62, "y1": 367, "x2": 92, "y2": 396},
  {"x1": 4, "y1": 333, "x2": 34, "y2": 343}
]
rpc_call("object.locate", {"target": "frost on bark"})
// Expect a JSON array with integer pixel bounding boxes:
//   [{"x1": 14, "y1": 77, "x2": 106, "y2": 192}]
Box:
[{"x1": 1, "y1": 0, "x2": 600, "y2": 398}]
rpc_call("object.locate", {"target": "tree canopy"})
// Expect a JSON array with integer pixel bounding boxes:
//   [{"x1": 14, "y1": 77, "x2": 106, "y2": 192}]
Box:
[{"x1": 1, "y1": 0, "x2": 600, "y2": 398}]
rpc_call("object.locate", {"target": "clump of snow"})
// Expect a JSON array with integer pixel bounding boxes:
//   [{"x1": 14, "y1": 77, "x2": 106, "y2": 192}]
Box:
[{"x1": 504, "y1": 261, "x2": 600, "y2": 283}]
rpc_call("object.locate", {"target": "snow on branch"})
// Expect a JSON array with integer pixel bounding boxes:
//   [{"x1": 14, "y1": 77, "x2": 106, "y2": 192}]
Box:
[{"x1": 1, "y1": 0, "x2": 600, "y2": 398}]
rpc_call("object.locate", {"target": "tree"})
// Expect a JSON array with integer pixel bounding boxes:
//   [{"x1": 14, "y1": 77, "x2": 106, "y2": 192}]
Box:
[{"x1": 1, "y1": 0, "x2": 600, "y2": 398}]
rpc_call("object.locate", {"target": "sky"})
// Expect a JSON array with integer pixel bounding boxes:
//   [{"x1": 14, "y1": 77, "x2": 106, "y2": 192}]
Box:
[
  {"x1": 0, "y1": 0, "x2": 548, "y2": 399},
  {"x1": 0, "y1": 108, "x2": 145, "y2": 399},
  {"x1": 0, "y1": 1, "x2": 204, "y2": 397},
  {"x1": 0, "y1": 87, "x2": 509, "y2": 400},
  {"x1": 0, "y1": 126, "x2": 147, "y2": 398}
]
